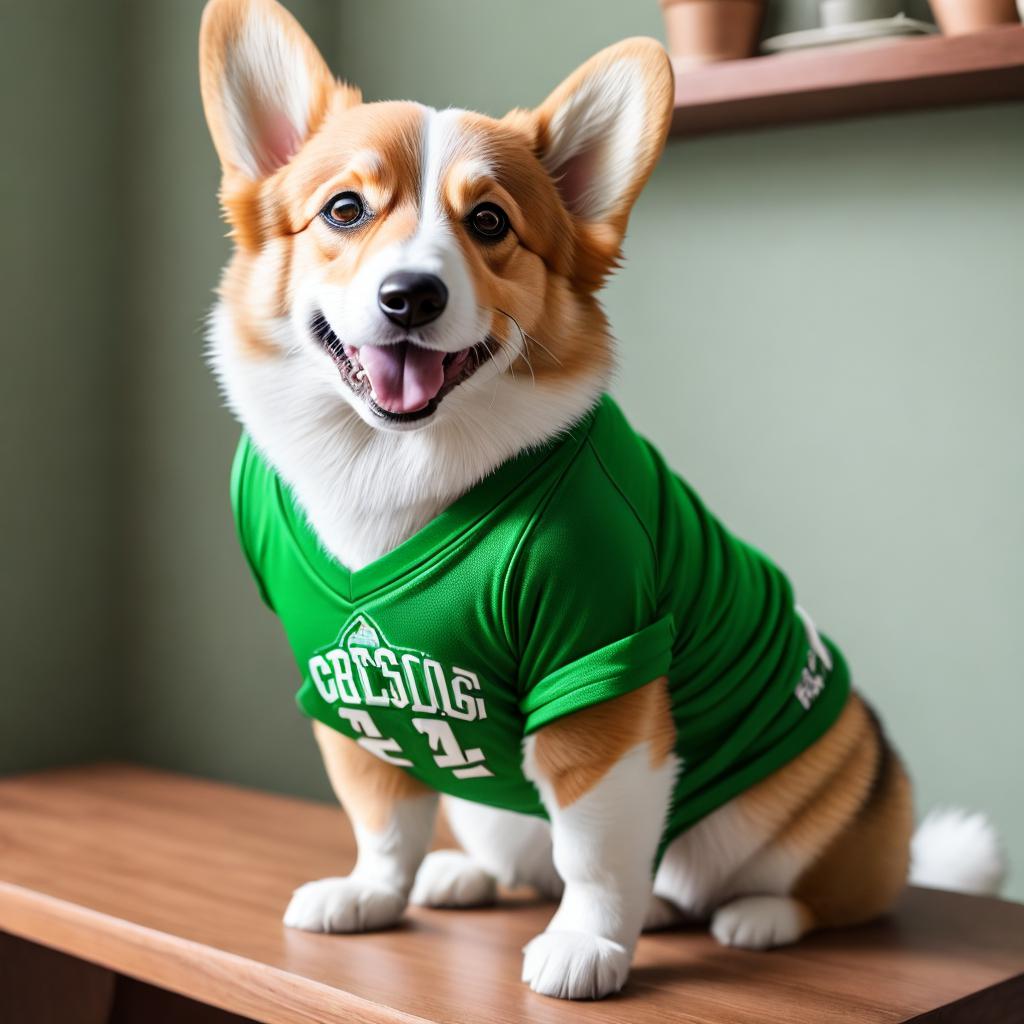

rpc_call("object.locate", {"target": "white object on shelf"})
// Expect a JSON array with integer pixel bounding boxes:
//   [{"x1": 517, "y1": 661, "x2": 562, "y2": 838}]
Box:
[{"x1": 761, "y1": 14, "x2": 938, "y2": 54}]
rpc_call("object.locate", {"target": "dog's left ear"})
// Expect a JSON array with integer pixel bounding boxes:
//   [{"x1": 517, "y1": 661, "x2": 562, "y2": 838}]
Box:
[{"x1": 524, "y1": 38, "x2": 674, "y2": 287}]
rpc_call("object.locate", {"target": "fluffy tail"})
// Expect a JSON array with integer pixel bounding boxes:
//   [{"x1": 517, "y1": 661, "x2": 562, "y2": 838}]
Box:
[{"x1": 910, "y1": 808, "x2": 1007, "y2": 896}]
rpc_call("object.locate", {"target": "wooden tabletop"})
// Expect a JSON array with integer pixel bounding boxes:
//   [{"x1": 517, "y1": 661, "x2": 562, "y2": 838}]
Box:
[{"x1": 1, "y1": 764, "x2": 1022, "y2": 1024}]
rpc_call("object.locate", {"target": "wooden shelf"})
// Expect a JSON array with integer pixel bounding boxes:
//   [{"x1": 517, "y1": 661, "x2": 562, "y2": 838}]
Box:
[
  {"x1": 2, "y1": 764, "x2": 1024, "y2": 1023},
  {"x1": 671, "y1": 24, "x2": 1024, "y2": 136}
]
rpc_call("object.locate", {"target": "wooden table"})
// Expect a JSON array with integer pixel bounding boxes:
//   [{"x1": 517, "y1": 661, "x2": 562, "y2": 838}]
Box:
[{"x1": 1, "y1": 764, "x2": 1022, "y2": 1023}]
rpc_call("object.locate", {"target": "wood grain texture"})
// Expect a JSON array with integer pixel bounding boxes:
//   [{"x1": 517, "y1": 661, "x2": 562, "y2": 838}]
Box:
[
  {"x1": 671, "y1": 24, "x2": 1024, "y2": 136},
  {"x1": 1, "y1": 764, "x2": 1023, "y2": 1024}
]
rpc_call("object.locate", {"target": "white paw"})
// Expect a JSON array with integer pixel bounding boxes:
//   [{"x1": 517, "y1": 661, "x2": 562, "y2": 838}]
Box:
[
  {"x1": 521, "y1": 930, "x2": 630, "y2": 1000},
  {"x1": 711, "y1": 896, "x2": 808, "y2": 950},
  {"x1": 410, "y1": 850, "x2": 497, "y2": 908},
  {"x1": 283, "y1": 876, "x2": 405, "y2": 933}
]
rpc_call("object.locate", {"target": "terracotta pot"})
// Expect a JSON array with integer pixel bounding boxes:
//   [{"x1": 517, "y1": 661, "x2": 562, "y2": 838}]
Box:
[
  {"x1": 928, "y1": 0, "x2": 1019, "y2": 35},
  {"x1": 660, "y1": 0, "x2": 765, "y2": 67}
]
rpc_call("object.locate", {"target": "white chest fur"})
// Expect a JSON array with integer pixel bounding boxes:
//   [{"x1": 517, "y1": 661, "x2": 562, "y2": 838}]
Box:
[{"x1": 208, "y1": 302, "x2": 605, "y2": 571}]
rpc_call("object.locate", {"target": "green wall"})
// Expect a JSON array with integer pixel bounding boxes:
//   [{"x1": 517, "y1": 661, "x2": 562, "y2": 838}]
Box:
[
  {"x1": 0, "y1": 1, "x2": 123, "y2": 772},
  {"x1": 3, "y1": 1, "x2": 1021, "y2": 898},
  {"x1": 115, "y1": 0, "x2": 342, "y2": 797}
]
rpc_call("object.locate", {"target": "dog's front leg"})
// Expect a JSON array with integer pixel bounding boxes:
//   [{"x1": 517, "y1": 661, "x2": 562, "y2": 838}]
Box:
[
  {"x1": 284, "y1": 720, "x2": 438, "y2": 933},
  {"x1": 521, "y1": 679, "x2": 678, "y2": 999}
]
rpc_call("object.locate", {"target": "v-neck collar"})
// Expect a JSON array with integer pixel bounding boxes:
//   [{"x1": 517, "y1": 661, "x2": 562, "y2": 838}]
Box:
[{"x1": 275, "y1": 411, "x2": 595, "y2": 602}]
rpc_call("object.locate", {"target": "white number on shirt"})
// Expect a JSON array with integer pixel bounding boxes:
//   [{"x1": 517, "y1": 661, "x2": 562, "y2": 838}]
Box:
[
  {"x1": 336, "y1": 707, "x2": 412, "y2": 766},
  {"x1": 412, "y1": 719, "x2": 494, "y2": 779},
  {"x1": 334, "y1": 709, "x2": 493, "y2": 779}
]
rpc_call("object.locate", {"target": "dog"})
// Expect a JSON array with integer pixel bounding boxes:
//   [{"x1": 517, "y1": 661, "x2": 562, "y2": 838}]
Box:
[{"x1": 198, "y1": 0, "x2": 1004, "y2": 1000}]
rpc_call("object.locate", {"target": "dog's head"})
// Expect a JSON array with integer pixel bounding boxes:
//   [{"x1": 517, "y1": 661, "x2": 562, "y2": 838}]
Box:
[{"x1": 200, "y1": 1, "x2": 672, "y2": 507}]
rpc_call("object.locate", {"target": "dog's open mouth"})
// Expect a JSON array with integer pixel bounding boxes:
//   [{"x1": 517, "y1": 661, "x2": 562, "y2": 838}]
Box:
[{"x1": 311, "y1": 313, "x2": 486, "y2": 423}]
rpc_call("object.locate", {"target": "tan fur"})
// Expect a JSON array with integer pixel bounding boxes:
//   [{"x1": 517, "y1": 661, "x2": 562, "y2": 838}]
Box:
[
  {"x1": 737, "y1": 692, "x2": 876, "y2": 836},
  {"x1": 313, "y1": 719, "x2": 430, "y2": 833},
  {"x1": 531, "y1": 677, "x2": 676, "y2": 808},
  {"x1": 506, "y1": 38, "x2": 674, "y2": 292},
  {"x1": 418, "y1": 107, "x2": 620, "y2": 391},
  {"x1": 793, "y1": 712, "x2": 913, "y2": 927},
  {"x1": 734, "y1": 692, "x2": 913, "y2": 930},
  {"x1": 213, "y1": 102, "x2": 426, "y2": 355}
]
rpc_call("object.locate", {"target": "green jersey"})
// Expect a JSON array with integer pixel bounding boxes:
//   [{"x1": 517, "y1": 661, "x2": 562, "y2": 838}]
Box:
[{"x1": 232, "y1": 395, "x2": 849, "y2": 858}]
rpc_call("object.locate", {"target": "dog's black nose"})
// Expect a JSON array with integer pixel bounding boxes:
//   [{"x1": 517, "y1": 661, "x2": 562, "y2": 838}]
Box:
[{"x1": 378, "y1": 272, "x2": 448, "y2": 329}]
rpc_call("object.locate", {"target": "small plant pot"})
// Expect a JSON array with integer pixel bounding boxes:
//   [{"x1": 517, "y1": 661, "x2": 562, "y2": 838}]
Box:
[
  {"x1": 928, "y1": 0, "x2": 1019, "y2": 35},
  {"x1": 660, "y1": 0, "x2": 766, "y2": 67}
]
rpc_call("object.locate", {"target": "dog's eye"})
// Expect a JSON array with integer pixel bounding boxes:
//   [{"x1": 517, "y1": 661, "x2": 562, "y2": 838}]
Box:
[
  {"x1": 467, "y1": 203, "x2": 509, "y2": 242},
  {"x1": 322, "y1": 192, "x2": 366, "y2": 228}
]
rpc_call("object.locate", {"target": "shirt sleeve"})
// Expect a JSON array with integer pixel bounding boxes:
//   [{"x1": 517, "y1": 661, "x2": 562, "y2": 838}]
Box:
[
  {"x1": 229, "y1": 434, "x2": 276, "y2": 611},
  {"x1": 509, "y1": 447, "x2": 674, "y2": 735}
]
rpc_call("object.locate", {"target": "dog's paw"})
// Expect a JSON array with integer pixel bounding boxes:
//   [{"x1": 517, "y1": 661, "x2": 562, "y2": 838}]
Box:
[
  {"x1": 283, "y1": 876, "x2": 405, "y2": 933},
  {"x1": 521, "y1": 930, "x2": 630, "y2": 1000},
  {"x1": 710, "y1": 895, "x2": 810, "y2": 950},
  {"x1": 410, "y1": 850, "x2": 497, "y2": 908}
]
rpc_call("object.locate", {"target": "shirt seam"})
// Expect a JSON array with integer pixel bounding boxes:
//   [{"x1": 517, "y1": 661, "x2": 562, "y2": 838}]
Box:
[
  {"x1": 502, "y1": 417, "x2": 664, "y2": 697},
  {"x1": 585, "y1": 435, "x2": 659, "y2": 567},
  {"x1": 499, "y1": 413, "x2": 601, "y2": 665}
]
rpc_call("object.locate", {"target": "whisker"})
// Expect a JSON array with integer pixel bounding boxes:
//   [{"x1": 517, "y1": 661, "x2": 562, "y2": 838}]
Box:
[
  {"x1": 498, "y1": 331, "x2": 518, "y2": 385},
  {"x1": 515, "y1": 335, "x2": 537, "y2": 388},
  {"x1": 478, "y1": 334, "x2": 502, "y2": 414},
  {"x1": 493, "y1": 307, "x2": 562, "y2": 368},
  {"x1": 521, "y1": 329, "x2": 561, "y2": 366},
  {"x1": 490, "y1": 308, "x2": 531, "y2": 387}
]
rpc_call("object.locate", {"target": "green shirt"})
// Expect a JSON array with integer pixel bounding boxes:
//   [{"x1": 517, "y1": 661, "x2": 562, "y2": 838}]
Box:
[{"x1": 232, "y1": 395, "x2": 849, "y2": 860}]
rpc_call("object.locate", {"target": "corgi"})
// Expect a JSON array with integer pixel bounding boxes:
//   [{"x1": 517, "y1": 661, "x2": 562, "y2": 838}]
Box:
[{"x1": 198, "y1": 0, "x2": 1004, "y2": 1001}]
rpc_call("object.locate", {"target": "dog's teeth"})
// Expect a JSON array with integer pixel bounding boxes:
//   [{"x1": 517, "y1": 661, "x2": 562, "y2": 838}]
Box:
[{"x1": 354, "y1": 369, "x2": 366, "y2": 381}]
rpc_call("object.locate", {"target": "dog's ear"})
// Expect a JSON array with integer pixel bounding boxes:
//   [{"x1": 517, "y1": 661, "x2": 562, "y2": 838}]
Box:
[
  {"x1": 199, "y1": 0, "x2": 351, "y2": 182},
  {"x1": 521, "y1": 38, "x2": 674, "y2": 286}
]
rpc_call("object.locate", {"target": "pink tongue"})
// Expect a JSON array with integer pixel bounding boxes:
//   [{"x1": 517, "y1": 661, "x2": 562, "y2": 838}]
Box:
[{"x1": 358, "y1": 342, "x2": 447, "y2": 414}]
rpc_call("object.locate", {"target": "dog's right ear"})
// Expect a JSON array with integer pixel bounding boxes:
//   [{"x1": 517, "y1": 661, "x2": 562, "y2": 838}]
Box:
[{"x1": 199, "y1": 0, "x2": 351, "y2": 182}]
